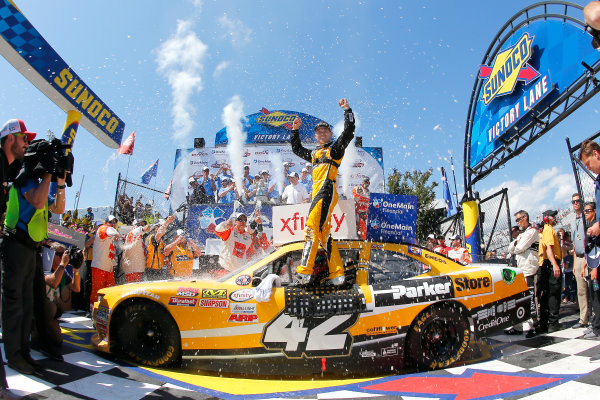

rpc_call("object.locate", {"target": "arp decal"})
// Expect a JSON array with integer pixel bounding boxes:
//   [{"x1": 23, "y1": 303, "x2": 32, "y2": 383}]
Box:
[
  {"x1": 228, "y1": 314, "x2": 258, "y2": 323},
  {"x1": 453, "y1": 270, "x2": 493, "y2": 296},
  {"x1": 372, "y1": 276, "x2": 454, "y2": 307},
  {"x1": 202, "y1": 288, "x2": 227, "y2": 299},
  {"x1": 262, "y1": 312, "x2": 359, "y2": 358}
]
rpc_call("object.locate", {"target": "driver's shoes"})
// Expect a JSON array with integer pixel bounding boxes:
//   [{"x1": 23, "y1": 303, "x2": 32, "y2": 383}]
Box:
[
  {"x1": 295, "y1": 273, "x2": 313, "y2": 286},
  {"x1": 328, "y1": 275, "x2": 345, "y2": 286}
]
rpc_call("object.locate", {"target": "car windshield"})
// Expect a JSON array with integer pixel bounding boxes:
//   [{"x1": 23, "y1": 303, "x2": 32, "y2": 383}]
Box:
[{"x1": 212, "y1": 245, "x2": 281, "y2": 282}]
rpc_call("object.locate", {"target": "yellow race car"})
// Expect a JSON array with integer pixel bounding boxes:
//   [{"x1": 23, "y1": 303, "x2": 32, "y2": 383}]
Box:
[{"x1": 92, "y1": 240, "x2": 530, "y2": 374}]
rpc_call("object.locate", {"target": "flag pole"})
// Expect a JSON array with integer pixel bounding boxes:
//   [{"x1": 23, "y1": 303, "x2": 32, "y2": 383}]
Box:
[
  {"x1": 450, "y1": 154, "x2": 460, "y2": 207},
  {"x1": 125, "y1": 155, "x2": 132, "y2": 181}
]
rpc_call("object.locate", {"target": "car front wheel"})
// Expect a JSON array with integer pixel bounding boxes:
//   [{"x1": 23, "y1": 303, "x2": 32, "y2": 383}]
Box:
[{"x1": 114, "y1": 300, "x2": 181, "y2": 367}]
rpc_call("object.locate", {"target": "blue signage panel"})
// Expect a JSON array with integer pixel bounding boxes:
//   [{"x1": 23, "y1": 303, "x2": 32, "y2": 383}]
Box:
[
  {"x1": 215, "y1": 108, "x2": 326, "y2": 146},
  {"x1": 469, "y1": 19, "x2": 600, "y2": 168},
  {"x1": 366, "y1": 193, "x2": 417, "y2": 244}
]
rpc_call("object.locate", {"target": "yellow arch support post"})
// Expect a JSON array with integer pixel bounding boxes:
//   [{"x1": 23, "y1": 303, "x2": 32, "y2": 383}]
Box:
[
  {"x1": 463, "y1": 200, "x2": 482, "y2": 262},
  {"x1": 61, "y1": 110, "x2": 81, "y2": 153}
]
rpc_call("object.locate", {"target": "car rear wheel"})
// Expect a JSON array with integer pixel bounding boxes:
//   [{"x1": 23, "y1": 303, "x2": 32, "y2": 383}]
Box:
[
  {"x1": 114, "y1": 301, "x2": 181, "y2": 367},
  {"x1": 406, "y1": 303, "x2": 470, "y2": 370}
]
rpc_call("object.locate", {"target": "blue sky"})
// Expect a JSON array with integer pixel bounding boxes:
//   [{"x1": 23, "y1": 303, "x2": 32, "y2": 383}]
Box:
[{"x1": 0, "y1": 0, "x2": 595, "y2": 216}]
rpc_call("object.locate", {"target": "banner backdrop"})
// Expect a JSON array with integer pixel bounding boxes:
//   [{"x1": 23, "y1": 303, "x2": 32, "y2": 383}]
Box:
[
  {"x1": 171, "y1": 145, "x2": 384, "y2": 211},
  {"x1": 366, "y1": 193, "x2": 417, "y2": 244},
  {"x1": 271, "y1": 200, "x2": 357, "y2": 245},
  {"x1": 185, "y1": 204, "x2": 273, "y2": 248}
]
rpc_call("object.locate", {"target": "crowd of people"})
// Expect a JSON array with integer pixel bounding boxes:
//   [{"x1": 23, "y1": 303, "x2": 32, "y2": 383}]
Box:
[{"x1": 113, "y1": 194, "x2": 162, "y2": 226}]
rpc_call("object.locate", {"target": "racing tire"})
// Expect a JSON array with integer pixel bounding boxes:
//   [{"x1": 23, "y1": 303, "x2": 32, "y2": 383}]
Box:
[
  {"x1": 406, "y1": 303, "x2": 470, "y2": 370},
  {"x1": 113, "y1": 301, "x2": 181, "y2": 367}
]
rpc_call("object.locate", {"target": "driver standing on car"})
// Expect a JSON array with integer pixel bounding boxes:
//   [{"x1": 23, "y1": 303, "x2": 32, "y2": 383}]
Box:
[{"x1": 290, "y1": 98, "x2": 355, "y2": 286}]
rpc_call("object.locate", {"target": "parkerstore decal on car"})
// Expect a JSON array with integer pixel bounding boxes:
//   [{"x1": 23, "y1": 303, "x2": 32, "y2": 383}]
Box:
[
  {"x1": 176, "y1": 287, "x2": 199, "y2": 297},
  {"x1": 202, "y1": 288, "x2": 227, "y2": 299},
  {"x1": 372, "y1": 276, "x2": 454, "y2": 307},
  {"x1": 453, "y1": 270, "x2": 493, "y2": 296},
  {"x1": 169, "y1": 297, "x2": 197, "y2": 307},
  {"x1": 198, "y1": 299, "x2": 229, "y2": 308},
  {"x1": 229, "y1": 288, "x2": 254, "y2": 302},
  {"x1": 262, "y1": 312, "x2": 359, "y2": 358},
  {"x1": 235, "y1": 274, "x2": 251, "y2": 286}
]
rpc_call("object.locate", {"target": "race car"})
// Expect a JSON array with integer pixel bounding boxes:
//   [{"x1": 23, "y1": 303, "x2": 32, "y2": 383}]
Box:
[{"x1": 92, "y1": 240, "x2": 530, "y2": 375}]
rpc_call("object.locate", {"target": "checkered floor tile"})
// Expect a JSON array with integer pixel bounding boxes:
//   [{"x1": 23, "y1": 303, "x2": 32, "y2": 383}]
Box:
[{"x1": 0, "y1": 304, "x2": 597, "y2": 399}]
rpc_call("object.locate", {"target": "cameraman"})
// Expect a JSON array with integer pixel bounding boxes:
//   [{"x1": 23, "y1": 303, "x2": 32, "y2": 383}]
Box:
[{"x1": 2, "y1": 138, "x2": 67, "y2": 375}]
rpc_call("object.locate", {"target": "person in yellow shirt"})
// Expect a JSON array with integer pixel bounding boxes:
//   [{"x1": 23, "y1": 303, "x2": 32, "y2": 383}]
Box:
[
  {"x1": 163, "y1": 229, "x2": 202, "y2": 279},
  {"x1": 538, "y1": 209, "x2": 563, "y2": 333},
  {"x1": 145, "y1": 215, "x2": 174, "y2": 280}
]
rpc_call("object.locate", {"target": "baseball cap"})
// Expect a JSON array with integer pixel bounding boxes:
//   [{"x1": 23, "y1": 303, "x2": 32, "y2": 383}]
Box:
[
  {"x1": 107, "y1": 215, "x2": 118, "y2": 223},
  {"x1": 221, "y1": 176, "x2": 230, "y2": 182},
  {"x1": 188, "y1": 177, "x2": 195, "y2": 183},
  {"x1": 450, "y1": 234, "x2": 461, "y2": 241},
  {"x1": 363, "y1": 177, "x2": 370, "y2": 183},
  {"x1": 235, "y1": 212, "x2": 247, "y2": 221},
  {"x1": 301, "y1": 168, "x2": 308, "y2": 173},
  {"x1": 0, "y1": 119, "x2": 36, "y2": 141},
  {"x1": 288, "y1": 171, "x2": 299, "y2": 178},
  {"x1": 260, "y1": 169, "x2": 269, "y2": 175},
  {"x1": 314, "y1": 121, "x2": 330, "y2": 131},
  {"x1": 202, "y1": 166, "x2": 209, "y2": 171},
  {"x1": 176, "y1": 229, "x2": 184, "y2": 236},
  {"x1": 427, "y1": 234, "x2": 435, "y2": 240},
  {"x1": 305, "y1": 162, "x2": 312, "y2": 167},
  {"x1": 542, "y1": 209, "x2": 558, "y2": 217}
]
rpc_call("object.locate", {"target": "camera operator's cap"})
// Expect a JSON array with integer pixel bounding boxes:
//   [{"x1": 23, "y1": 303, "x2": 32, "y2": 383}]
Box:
[
  {"x1": 451, "y1": 234, "x2": 461, "y2": 241},
  {"x1": 0, "y1": 119, "x2": 36, "y2": 141},
  {"x1": 427, "y1": 234, "x2": 435, "y2": 240},
  {"x1": 543, "y1": 209, "x2": 558, "y2": 217},
  {"x1": 176, "y1": 229, "x2": 184, "y2": 236},
  {"x1": 288, "y1": 171, "x2": 299, "y2": 178},
  {"x1": 314, "y1": 121, "x2": 330, "y2": 131}
]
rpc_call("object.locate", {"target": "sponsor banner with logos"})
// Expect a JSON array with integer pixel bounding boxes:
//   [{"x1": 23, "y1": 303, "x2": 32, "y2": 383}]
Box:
[
  {"x1": 271, "y1": 200, "x2": 357, "y2": 245},
  {"x1": 469, "y1": 21, "x2": 600, "y2": 168},
  {"x1": 470, "y1": 291, "x2": 530, "y2": 335},
  {"x1": 171, "y1": 145, "x2": 384, "y2": 214},
  {"x1": 366, "y1": 193, "x2": 417, "y2": 244},
  {"x1": 0, "y1": 1, "x2": 124, "y2": 147}
]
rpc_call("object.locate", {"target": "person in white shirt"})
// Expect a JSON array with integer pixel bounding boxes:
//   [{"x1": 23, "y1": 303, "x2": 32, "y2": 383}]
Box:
[
  {"x1": 447, "y1": 234, "x2": 471, "y2": 264},
  {"x1": 505, "y1": 210, "x2": 540, "y2": 337},
  {"x1": 90, "y1": 215, "x2": 121, "y2": 308},
  {"x1": 214, "y1": 213, "x2": 261, "y2": 273},
  {"x1": 281, "y1": 172, "x2": 310, "y2": 205},
  {"x1": 121, "y1": 219, "x2": 152, "y2": 283}
]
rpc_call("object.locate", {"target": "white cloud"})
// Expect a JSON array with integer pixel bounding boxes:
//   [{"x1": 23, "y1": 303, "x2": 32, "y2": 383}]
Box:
[
  {"x1": 155, "y1": 19, "x2": 208, "y2": 142},
  {"x1": 213, "y1": 61, "x2": 230, "y2": 78},
  {"x1": 433, "y1": 124, "x2": 441, "y2": 131},
  {"x1": 480, "y1": 167, "x2": 575, "y2": 216},
  {"x1": 218, "y1": 14, "x2": 252, "y2": 45}
]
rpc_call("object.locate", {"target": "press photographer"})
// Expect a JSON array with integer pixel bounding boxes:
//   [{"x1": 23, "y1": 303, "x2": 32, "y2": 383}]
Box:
[{"x1": 1, "y1": 136, "x2": 72, "y2": 375}]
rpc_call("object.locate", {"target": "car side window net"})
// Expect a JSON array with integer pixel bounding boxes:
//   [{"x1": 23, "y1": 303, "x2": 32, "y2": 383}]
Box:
[{"x1": 369, "y1": 249, "x2": 424, "y2": 284}]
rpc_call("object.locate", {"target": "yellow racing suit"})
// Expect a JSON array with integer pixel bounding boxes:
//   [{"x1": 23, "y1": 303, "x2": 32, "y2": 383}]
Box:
[{"x1": 291, "y1": 108, "x2": 355, "y2": 280}]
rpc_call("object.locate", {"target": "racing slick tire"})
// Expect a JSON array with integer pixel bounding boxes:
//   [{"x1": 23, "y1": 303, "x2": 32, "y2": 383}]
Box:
[
  {"x1": 112, "y1": 300, "x2": 181, "y2": 367},
  {"x1": 405, "y1": 303, "x2": 470, "y2": 370}
]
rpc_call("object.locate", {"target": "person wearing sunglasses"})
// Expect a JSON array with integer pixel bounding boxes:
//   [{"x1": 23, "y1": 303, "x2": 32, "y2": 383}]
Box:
[
  {"x1": 506, "y1": 210, "x2": 540, "y2": 337},
  {"x1": 570, "y1": 193, "x2": 589, "y2": 329}
]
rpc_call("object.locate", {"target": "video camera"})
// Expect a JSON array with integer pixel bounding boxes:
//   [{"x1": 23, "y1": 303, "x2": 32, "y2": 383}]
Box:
[
  {"x1": 14, "y1": 138, "x2": 74, "y2": 187},
  {"x1": 66, "y1": 246, "x2": 84, "y2": 269}
]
